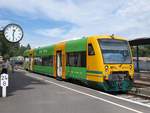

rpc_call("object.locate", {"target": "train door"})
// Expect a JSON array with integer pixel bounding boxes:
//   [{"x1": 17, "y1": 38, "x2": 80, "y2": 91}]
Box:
[
  {"x1": 54, "y1": 42, "x2": 66, "y2": 80},
  {"x1": 56, "y1": 51, "x2": 62, "y2": 78}
]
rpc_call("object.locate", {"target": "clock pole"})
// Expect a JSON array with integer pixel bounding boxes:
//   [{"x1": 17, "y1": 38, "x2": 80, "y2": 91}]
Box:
[
  {"x1": 0, "y1": 29, "x2": 4, "y2": 39},
  {"x1": 0, "y1": 29, "x2": 4, "y2": 57}
]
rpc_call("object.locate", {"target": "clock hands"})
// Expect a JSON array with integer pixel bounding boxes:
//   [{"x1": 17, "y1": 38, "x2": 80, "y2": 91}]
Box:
[{"x1": 12, "y1": 29, "x2": 16, "y2": 41}]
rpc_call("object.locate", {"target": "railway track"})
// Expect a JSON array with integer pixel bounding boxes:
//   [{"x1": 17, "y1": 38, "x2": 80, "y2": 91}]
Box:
[
  {"x1": 115, "y1": 79, "x2": 150, "y2": 106},
  {"x1": 134, "y1": 79, "x2": 150, "y2": 88},
  {"x1": 117, "y1": 92, "x2": 150, "y2": 106}
]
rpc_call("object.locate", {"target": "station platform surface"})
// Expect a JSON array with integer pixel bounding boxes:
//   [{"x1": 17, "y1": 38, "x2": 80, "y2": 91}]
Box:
[{"x1": 0, "y1": 70, "x2": 150, "y2": 113}]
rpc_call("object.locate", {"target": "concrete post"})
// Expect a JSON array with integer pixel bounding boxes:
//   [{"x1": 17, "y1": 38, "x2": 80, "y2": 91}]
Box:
[{"x1": 136, "y1": 45, "x2": 140, "y2": 72}]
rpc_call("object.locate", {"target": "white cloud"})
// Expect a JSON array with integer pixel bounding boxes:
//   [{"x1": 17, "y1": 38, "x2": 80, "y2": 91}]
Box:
[
  {"x1": 35, "y1": 28, "x2": 66, "y2": 38},
  {"x1": 117, "y1": 0, "x2": 150, "y2": 17},
  {"x1": 0, "y1": 0, "x2": 150, "y2": 45},
  {"x1": 21, "y1": 33, "x2": 57, "y2": 48}
]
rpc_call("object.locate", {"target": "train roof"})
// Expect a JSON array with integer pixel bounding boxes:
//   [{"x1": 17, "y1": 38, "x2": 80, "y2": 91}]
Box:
[
  {"x1": 26, "y1": 35, "x2": 127, "y2": 55},
  {"x1": 87, "y1": 35, "x2": 126, "y2": 40}
]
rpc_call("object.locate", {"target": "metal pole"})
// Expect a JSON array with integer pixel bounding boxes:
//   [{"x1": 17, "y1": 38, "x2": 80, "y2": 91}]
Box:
[
  {"x1": 2, "y1": 87, "x2": 7, "y2": 98},
  {"x1": 0, "y1": 30, "x2": 4, "y2": 56},
  {"x1": 0, "y1": 30, "x2": 3, "y2": 37},
  {"x1": 136, "y1": 45, "x2": 139, "y2": 72}
]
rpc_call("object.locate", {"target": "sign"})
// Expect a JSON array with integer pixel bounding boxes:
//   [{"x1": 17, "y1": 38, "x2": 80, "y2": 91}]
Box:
[
  {"x1": 0, "y1": 73, "x2": 9, "y2": 98},
  {"x1": 1, "y1": 73, "x2": 8, "y2": 87}
]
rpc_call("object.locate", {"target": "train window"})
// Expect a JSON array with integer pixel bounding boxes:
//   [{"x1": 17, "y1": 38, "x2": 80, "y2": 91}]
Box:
[
  {"x1": 81, "y1": 52, "x2": 86, "y2": 67},
  {"x1": 42, "y1": 57, "x2": 49, "y2": 66},
  {"x1": 34, "y1": 56, "x2": 53, "y2": 66},
  {"x1": 49, "y1": 56, "x2": 53, "y2": 66},
  {"x1": 88, "y1": 44, "x2": 95, "y2": 55},
  {"x1": 34, "y1": 57, "x2": 42, "y2": 65},
  {"x1": 42, "y1": 56, "x2": 53, "y2": 66},
  {"x1": 67, "y1": 52, "x2": 86, "y2": 67}
]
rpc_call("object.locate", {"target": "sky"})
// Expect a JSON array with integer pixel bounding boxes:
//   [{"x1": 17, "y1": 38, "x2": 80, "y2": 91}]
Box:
[{"x1": 0, "y1": 0, "x2": 150, "y2": 48}]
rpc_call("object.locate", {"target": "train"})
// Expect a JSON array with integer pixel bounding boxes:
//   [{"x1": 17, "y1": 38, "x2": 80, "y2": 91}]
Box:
[{"x1": 23, "y1": 35, "x2": 134, "y2": 92}]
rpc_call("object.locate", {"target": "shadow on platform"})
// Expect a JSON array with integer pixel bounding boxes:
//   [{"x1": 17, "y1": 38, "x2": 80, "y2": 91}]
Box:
[{"x1": 0, "y1": 71, "x2": 48, "y2": 97}]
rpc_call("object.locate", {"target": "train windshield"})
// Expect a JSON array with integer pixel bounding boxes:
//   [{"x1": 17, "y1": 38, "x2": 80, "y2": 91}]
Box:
[{"x1": 98, "y1": 39, "x2": 131, "y2": 64}]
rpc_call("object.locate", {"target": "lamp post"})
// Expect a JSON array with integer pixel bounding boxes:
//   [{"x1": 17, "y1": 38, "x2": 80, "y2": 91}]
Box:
[
  {"x1": 0, "y1": 29, "x2": 4, "y2": 56},
  {"x1": 0, "y1": 30, "x2": 4, "y2": 38}
]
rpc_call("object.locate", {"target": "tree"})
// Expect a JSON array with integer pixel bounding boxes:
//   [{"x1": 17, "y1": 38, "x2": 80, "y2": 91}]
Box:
[
  {"x1": 26, "y1": 44, "x2": 31, "y2": 50},
  {"x1": 131, "y1": 45, "x2": 150, "y2": 57}
]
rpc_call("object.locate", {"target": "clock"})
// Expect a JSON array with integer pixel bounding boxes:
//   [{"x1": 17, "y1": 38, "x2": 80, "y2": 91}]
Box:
[{"x1": 4, "y1": 23, "x2": 23, "y2": 43}]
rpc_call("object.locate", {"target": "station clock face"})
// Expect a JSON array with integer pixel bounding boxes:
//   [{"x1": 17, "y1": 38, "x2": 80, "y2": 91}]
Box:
[{"x1": 4, "y1": 24, "x2": 23, "y2": 43}]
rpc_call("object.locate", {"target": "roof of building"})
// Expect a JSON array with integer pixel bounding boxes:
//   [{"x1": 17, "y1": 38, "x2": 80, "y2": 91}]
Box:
[{"x1": 129, "y1": 37, "x2": 150, "y2": 46}]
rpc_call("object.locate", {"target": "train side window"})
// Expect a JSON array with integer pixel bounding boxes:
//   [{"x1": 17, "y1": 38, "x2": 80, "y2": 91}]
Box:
[
  {"x1": 66, "y1": 52, "x2": 86, "y2": 67},
  {"x1": 88, "y1": 44, "x2": 95, "y2": 55},
  {"x1": 34, "y1": 57, "x2": 42, "y2": 65},
  {"x1": 49, "y1": 56, "x2": 53, "y2": 66},
  {"x1": 41, "y1": 56, "x2": 53, "y2": 66},
  {"x1": 81, "y1": 52, "x2": 86, "y2": 67}
]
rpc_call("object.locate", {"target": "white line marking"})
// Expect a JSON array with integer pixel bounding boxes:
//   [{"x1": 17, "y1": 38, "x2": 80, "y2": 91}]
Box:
[
  {"x1": 97, "y1": 88, "x2": 150, "y2": 108},
  {"x1": 27, "y1": 74, "x2": 143, "y2": 113}
]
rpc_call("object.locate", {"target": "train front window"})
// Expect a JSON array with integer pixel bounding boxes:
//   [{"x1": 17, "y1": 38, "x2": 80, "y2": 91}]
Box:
[{"x1": 98, "y1": 39, "x2": 131, "y2": 64}]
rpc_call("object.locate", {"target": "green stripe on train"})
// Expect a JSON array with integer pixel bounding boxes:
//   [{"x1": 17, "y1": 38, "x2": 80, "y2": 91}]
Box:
[
  {"x1": 86, "y1": 70, "x2": 103, "y2": 74},
  {"x1": 33, "y1": 65, "x2": 54, "y2": 76}
]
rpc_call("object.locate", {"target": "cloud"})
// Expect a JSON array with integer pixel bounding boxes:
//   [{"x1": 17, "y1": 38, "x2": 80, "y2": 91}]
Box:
[
  {"x1": 0, "y1": 0, "x2": 150, "y2": 47},
  {"x1": 117, "y1": 0, "x2": 150, "y2": 17},
  {"x1": 35, "y1": 28, "x2": 66, "y2": 38},
  {"x1": 21, "y1": 33, "x2": 57, "y2": 48}
]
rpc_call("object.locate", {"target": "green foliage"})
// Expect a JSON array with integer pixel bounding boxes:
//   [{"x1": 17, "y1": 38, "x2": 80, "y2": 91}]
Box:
[{"x1": 131, "y1": 45, "x2": 150, "y2": 57}]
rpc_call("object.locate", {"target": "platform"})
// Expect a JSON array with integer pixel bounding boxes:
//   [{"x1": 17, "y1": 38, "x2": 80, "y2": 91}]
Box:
[{"x1": 0, "y1": 70, "x2": 150, "y2": 113}]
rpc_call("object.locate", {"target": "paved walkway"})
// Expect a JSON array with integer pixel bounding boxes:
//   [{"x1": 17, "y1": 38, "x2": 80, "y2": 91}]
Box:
[{"x1": 0, "y1": 70, "x2": 149, "y2": 113}]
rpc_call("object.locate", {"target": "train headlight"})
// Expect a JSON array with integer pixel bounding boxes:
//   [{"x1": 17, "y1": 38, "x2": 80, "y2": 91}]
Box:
[
  {"x1": 105, "y1": 65, "x2": 109, "y2": 72},
  {"x1": 130, "y1": 65, "x2": 132, "y2": 70},
  {"x1": 105, "y1": 65, "x2": 108, "y2": 69}
]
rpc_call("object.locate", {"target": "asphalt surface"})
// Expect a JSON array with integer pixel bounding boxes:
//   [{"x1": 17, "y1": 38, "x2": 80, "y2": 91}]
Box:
[{"x1": 0, "y1": 70, "x2": 150, "y2": 113}]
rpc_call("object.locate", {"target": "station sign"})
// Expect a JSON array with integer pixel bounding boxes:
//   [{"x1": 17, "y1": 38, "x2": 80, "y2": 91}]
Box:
[
  {"x1": 1, "y1": 73, "x2": 8, "y2": 87},
  {"x1": 0, "y1": 73, "x2": 9, "y2": 98}
]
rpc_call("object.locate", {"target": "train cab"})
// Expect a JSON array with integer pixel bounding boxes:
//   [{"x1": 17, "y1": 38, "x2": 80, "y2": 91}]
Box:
[{"x1": 87, "y1": 35, "x2": 134, "y2": 92}]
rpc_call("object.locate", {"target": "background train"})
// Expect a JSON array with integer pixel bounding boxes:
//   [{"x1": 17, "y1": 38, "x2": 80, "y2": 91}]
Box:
[{"x1": 23, "y1": 35, "x2": 134, "y2": 92}]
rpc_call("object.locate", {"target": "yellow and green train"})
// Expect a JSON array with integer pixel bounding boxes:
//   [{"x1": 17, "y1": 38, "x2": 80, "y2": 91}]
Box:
[{"x1": 23, "y1": 35, "x2": 134, "y2": 92}]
